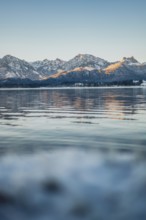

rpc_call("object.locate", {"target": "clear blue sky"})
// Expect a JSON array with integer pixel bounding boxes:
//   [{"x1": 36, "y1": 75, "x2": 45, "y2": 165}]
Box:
[{"x1": 0, "y1": 0, "x2": 146, "y2": 62}]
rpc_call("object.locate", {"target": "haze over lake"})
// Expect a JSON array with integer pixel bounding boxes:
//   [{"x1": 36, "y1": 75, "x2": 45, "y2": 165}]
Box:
[{"x1": 0, "y1": 87, "x2": 146, "y2": 220}]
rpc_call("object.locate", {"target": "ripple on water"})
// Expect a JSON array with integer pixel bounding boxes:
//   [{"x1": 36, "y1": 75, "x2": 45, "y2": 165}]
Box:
[{"x1": 0, "y1": 87, "x2": 146, "y2": 219}]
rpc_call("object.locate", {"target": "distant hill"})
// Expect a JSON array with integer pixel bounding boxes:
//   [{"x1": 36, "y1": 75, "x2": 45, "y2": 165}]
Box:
[{"x1": 0, "y1": 54, "x2": 146, "y2": 87}]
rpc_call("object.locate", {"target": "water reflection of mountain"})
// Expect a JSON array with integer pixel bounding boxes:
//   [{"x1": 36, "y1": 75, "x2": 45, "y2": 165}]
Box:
[{"x1": 0, "y1": 88, "x2": 146, "y2": 119}]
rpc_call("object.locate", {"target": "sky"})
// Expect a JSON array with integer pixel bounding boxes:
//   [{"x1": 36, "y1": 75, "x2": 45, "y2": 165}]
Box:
[{"x1": 0, "y1": 0, "x2": 146, "y2": 62}]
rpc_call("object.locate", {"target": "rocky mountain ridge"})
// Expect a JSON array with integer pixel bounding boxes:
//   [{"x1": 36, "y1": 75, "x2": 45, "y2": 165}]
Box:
[{"x1": 0, "y1": 54, "x2": 145, "y2": 86}]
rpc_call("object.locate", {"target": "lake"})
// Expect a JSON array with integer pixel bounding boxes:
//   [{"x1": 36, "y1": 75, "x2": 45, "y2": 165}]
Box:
[{"x1": 0, "y1": 87, "x2": 146, "y2": 220}]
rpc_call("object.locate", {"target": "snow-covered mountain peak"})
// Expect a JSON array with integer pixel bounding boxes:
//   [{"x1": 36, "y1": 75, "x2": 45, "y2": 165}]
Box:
[
  {"x1": 55, "y1": 58, "x2": 65, "y2": 62},
  {"x1": 0, "y1": 54, "x2": 146, "y2": 85},
  {"x1": 74, "y1": 54, "x2": 95, "y2": 60},
  {"x1": 122, "y1": 56, "x2": 140, "y2": 65},
  {"x1": 61, "y1": 54, "x2": 109, "y2": 71},
  {"x1": 33, "y1": 58, "x2": 65, "y2": 66},
  {"x1": 0, "y1": 55, "x2": 41, "y2": 80},
  {"x1": 43, "y1": 59, "x2": 50, "y2": 63},
  {"x1": 31, "y1": 58, "x2": 66, "y2": 76},
  {"x1": 3, "y1": 55, "x2": 21, "y2": 63},
  {"x1": 74, "y1": 53, "x2": 104, "y2": 61}
]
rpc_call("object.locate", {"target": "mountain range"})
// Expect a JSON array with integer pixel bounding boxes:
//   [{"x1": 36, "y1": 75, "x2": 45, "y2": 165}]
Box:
[{"x1": 0, "y1": 54, "x2": 146, "y2": 87}]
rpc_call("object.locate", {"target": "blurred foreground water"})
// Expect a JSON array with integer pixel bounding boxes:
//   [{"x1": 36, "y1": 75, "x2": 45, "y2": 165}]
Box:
[{"x1": 0, "y1": 87, "x2": 146, "y2": 220}]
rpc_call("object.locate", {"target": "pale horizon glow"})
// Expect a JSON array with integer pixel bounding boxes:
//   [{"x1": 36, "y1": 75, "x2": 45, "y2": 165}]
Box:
[{"x1": 0, "y1": 0, "x2": 146, "y2": 62}]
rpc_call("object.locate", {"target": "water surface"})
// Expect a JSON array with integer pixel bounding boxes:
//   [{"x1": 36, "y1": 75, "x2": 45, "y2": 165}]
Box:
[{"x1": 0, "y1": 87, "x2": 146, "y2": 220}]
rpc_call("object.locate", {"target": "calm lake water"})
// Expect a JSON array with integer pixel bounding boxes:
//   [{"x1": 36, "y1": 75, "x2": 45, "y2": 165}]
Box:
[{"x1": 0, "y1": 87, "x2": 146, "y2": 220}]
